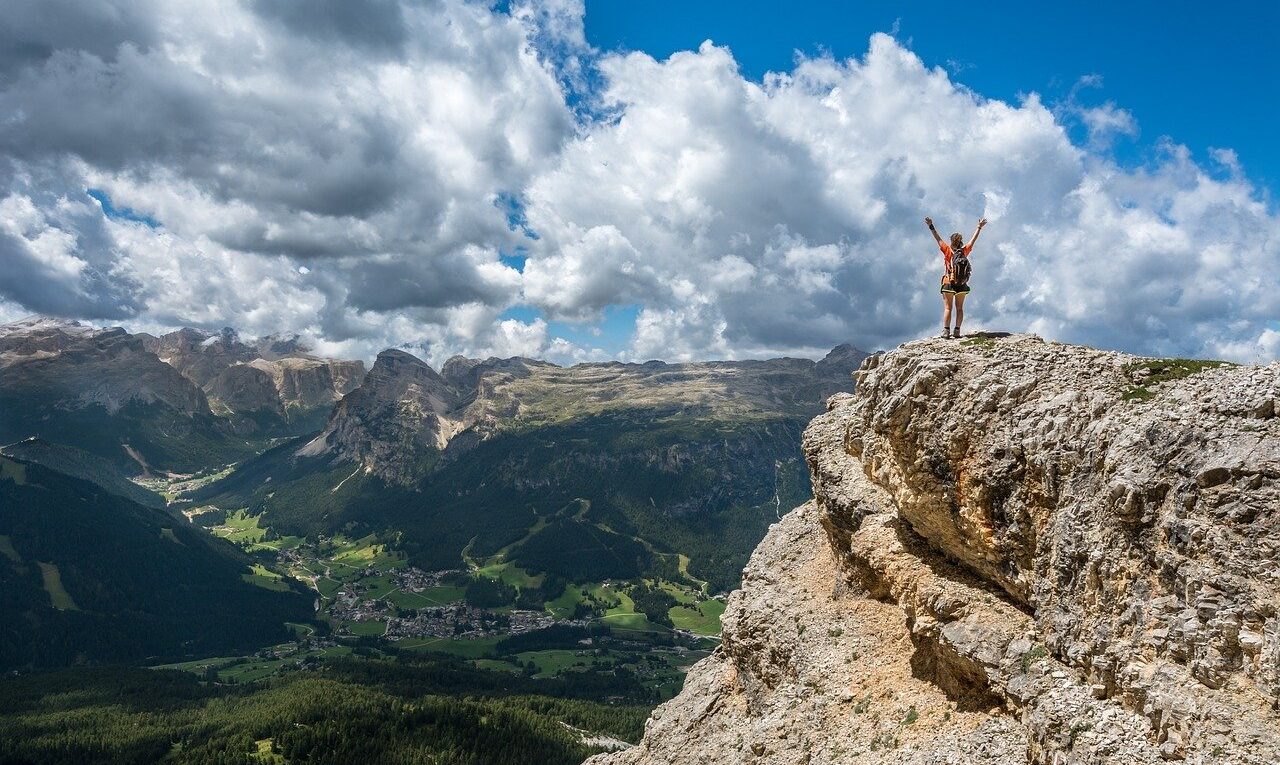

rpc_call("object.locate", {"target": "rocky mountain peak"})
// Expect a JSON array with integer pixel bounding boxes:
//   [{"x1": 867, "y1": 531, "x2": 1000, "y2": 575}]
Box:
[
  {"x1": 816, "y1": 341, "x2": 870, "y2": 372},
  {"x1": 0, "y1": 317, "x2": 209, "y2": 417},
  {"x1": 297, "y1": 348, "x2": 461, "y2": 482},
  {"x1": 595, "y1": 334, "x2": 1279, "y2": 764},
  {"x1": 0, "y1": 317, "x2": 124, "y2": 355},
  {"x1": 141, "y1": 325, "x2": 365, "y2": 429},
  {"x1": 253, "y1": 333, "x2": 307, "y2": 359},
  {"x1": 440, "y1": 354, "x2": 540, "y2": 390},
  {"x1": 371, "y1": 347, "x2": 437, "y2": 374}
]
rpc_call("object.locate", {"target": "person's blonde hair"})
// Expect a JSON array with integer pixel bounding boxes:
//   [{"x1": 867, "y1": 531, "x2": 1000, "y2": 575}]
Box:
[{"x1": 950, "y1": 233, "x2": 964, "y2": 249}]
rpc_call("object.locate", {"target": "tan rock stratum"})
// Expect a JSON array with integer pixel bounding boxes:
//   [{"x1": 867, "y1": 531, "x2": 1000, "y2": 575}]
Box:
[{"x1": 590, "y1": 334, "x2": 1279, "y2": 764}]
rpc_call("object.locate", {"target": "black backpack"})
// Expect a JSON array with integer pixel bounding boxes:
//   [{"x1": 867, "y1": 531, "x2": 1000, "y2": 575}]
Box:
[{"x1": 950, "y1": 246, "x2": 971, "y2": 285}]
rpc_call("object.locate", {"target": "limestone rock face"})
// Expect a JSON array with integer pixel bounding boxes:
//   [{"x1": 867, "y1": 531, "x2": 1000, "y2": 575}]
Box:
[
  {"x1": 592, "y1": 334, "x2": 1279, "y2": 765},
  {"x1": 143, "y1": 326, "x2": 365, "y2": 428},
  {"x1": 297, "y1": 349, "x2": 462, "y2": 483},
  {"x1": 205, "y1": 363, "x2": 284, "y2": 417},
  {"x1": 0, "y1": 318, "x2": 242, "y2": 473},
  {"x1": 0, "y1": 318, "x2": 210, "y2": 416}
]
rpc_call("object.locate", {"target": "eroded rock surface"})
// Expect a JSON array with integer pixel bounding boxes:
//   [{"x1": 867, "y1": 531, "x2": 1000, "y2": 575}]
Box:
[
  {"x1": 142, "y1": 326, "x2": 365, "y2": 428},
  {"x1": 592, "y1": 334, "x2": 1279, "y2": 764}
]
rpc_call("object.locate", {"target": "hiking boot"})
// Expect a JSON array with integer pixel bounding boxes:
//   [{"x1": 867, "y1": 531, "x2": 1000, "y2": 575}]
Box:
[
  {"x1": 941, "y1": 328, "x2": 951, "y2": 339},
  {"x1": 953, "y1": 328, "x2": 963, "y2": 339}
]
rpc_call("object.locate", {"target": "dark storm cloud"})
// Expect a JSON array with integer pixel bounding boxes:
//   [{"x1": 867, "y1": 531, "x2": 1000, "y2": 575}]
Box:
[
  {"x1": 0, "y1": 0, "x2": 158, "y2": 79},
  {"x1": 340, "y1": 252, "x2": 513, "y2": 312}
]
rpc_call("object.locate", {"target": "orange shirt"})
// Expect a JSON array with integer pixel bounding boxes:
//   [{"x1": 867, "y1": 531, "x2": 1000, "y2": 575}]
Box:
[{"x1": 938, "y1": 241, "x2": 972, "y2": 273}]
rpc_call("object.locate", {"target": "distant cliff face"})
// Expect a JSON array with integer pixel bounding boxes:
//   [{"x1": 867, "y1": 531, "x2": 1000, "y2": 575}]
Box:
[
  {"x1": 143, "y1": 327, "x2": 365, "y2": 432},
  {"x1": 1, "y1": 318, "x2": 210, "y2": 416},
  {"x1": 296, "y1": 349, "x2": 463, "y2": 479},
  {"x1": 0, "y1": 318, "x2": 365, "y2": 472},
  {"x1": 299, "y1": 346, "x2": 867, "y2": 486},
  {"x1": 594, "y1": 335, "x2": 1279, "y2": 765},
  {"x1": 0, "y1": 318, "x2": 243, "y2": 473}
]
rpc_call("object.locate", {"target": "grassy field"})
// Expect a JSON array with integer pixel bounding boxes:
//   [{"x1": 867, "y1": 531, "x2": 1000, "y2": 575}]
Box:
[
  {"x1": 242, "y1": 563, "x2": 291, "y2": 592},
  {"x1": 208, "y1": 509, "x2": 305, "y2": 552},
  {"x1": 0, "y1": 458, "x2": 27, "y2": 484},
  {"x1": 152, "y1": 644, "x2": 357, "y2": 683},
  {"x1": 342, "y1": 620, "x2": 388, "y2": 637},
  {"x1": 397, "y1": 636, "x2": 503, "y2": 658},
  {"x1": 328, "y1": 534, "x2": 403, "y2": 571},
  {"x1": 514, "y1": 649, "x2": 597, "y2": 678},
  {"x1": 669, "y1": 599, "x2": 725, "y2": 635},
  {"x1": 474, "y1": 559, "x2": 543, "y2": 589},
  {"x1": 542, "y1": 577, "x2": 723, "y2": 635},
  {"x1": 37, "y1": 562, "x2": 79, "y2": 610},
  {"x1": 598, "y1": 588, "x2": 661, "y2": 631},
  {"x1": 544, "y1": 584, "x2": 592, "y2": 619}
]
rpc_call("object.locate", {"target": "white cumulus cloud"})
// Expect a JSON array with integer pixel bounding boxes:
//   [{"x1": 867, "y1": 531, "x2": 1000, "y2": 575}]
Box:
[{"x1": 0, "y1": 5, "x2": 1277, "y2": 364}]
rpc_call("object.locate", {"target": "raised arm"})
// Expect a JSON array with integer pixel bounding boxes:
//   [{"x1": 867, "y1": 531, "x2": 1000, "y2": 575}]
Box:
[
  {"x1": 925, "y1": 217, "x2": 943, "y2": 244},
  {"x1": 966, "y1": 218, "x2": 987, "y2": 250}
]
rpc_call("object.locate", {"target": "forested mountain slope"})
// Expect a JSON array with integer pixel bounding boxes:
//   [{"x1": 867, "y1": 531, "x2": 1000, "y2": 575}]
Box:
[{"x1": 0, "y1": 455, "x2": 312, "y2": 669}]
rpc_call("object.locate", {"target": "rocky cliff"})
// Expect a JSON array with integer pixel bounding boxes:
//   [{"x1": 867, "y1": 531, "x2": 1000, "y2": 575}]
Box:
[
  {"x1": 1, "y1": 318, "x2": 211, "y2": 416},
  {"x1": 591, "y1": 334, "x2": 1279, "y2": 764},
  {"x1": 142, "y1": 326, "x2": 365, "y2": 430},
  {"x1": 0, "y1": 318, "x2": 245, "y2": 472}
]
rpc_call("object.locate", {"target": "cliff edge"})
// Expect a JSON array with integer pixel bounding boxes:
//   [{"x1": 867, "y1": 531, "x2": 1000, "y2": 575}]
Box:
[{"x1": 589, "y1": 334, "x2": 1279, "y2": 764}]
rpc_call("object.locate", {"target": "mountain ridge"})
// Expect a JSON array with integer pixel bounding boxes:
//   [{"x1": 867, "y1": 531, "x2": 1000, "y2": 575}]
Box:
[{"x1": 298, "y1": 344, "x2": 870, "y2": 486}]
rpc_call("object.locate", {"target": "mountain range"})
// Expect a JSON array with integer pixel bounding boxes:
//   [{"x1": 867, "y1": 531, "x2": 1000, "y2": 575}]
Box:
[
  {"x1": 189, "y1": 341, "x2": 867, "y2": 591},
  {"x1": 0, "y1": 315, "x2": 867, "y2": 668},
  {"x1": 0, "y1": 318, "x2": 364, "y2": 475}
]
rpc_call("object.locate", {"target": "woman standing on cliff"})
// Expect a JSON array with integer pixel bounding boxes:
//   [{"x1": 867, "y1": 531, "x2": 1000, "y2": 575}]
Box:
[{"x1": 925, "y1": 217, "x2": 986, "y2": 338}]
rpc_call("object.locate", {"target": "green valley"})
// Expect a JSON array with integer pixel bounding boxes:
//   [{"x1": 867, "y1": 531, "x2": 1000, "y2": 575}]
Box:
[{"x1": 0, "y1": 317, "x2": 866, "y2": 764}]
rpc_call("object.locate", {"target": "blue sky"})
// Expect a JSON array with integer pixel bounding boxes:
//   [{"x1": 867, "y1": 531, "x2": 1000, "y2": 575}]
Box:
[{"x1": 585, "y1": 1, "x2": 1280, "y2": 193}]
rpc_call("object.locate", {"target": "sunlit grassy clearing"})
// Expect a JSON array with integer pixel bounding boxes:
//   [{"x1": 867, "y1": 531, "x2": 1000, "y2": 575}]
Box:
[
  {"x1": 0, "y1": 458, "x2": 27, "y2": 485},
  {"x1": 0, "y1": 535, "x2": 23, "y2": 565},
  {"x1": 342, "y1": 620, "x2": 387, "y2": 637},
  {"x1": 243, "y1": 563, "x2": 291, "y2": 592},
  {"x1": 669, "y1": 599, "x2": 725, "y2": 635},
  {"x1": 37, "y1": 562, "x2": 79, "y2": 610},
  {"x1": 396, "y1": 636, "x2": 502, "y2": 658}
]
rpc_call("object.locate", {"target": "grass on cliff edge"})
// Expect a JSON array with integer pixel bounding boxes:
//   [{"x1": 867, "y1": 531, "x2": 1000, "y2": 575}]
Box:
[{"x1": 1122, "y1": 358, "x2": 1235, "y2": 401}]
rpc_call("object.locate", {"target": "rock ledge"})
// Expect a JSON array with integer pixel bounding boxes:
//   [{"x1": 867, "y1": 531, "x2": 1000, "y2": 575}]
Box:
[{"x1": 590, "y1": 334, "x2": 1279, "y2": 764}]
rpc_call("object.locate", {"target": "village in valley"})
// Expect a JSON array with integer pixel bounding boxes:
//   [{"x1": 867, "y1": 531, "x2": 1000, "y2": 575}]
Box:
[{"x1": 154, "y1": 506, "x2": 721, "y2": 693}]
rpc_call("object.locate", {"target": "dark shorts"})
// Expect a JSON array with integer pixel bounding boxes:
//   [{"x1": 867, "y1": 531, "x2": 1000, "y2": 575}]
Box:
[{"x1": 941, "y1": 282, "x2": 971, "y2": 295}]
